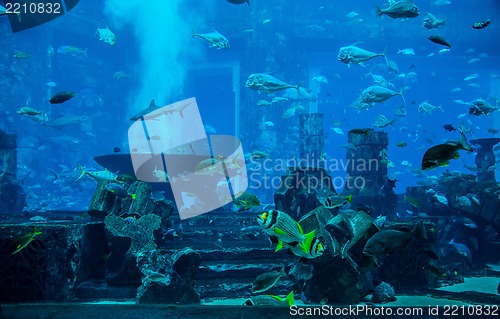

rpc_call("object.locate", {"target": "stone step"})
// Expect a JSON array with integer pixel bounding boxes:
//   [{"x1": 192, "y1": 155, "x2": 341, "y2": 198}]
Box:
[
  {"x1": 197, "y1": 259, "x2": 291, "y2": 279},
  {"x1": 195, "y1": 277, "x2": 294, "y2": 299}
]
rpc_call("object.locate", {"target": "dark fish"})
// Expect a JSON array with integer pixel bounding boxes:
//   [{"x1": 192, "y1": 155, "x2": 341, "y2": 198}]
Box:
[
  {"x1": 226, "y1": 0, "x2": 250, "y2": 5},
  {"x1": 428, "y1": 35, "x2": 452, "y2": 48},
  {"x1": 116, "y1": 173, "x2": 137, "y2": 182},
  {"x1": 421, "y1": 130, "x2": 472, "y2": 170},
  {"x1": 472, "y1": 19, "x2": 490, "y2": 29},
  {"x1": 244, "y1": 291, "x2": 295, "y2": 306},
  {"x1": 350, "y1": 128, "x2": 372, "y2": 135},
  {"x1": 252, "y1": 266, "x2": 286, "y2": 293},
  {"x1": 113, "y1": 147, "x2": 121, "y2": 153},
  {"x1": 106, "y1": 183, "x2": 136, "y2": 199},
  {"x1": 443, "y1": 124, "x2": 457, "y2": 132},
  {"x1": 50, "y1": 91, "x2": 75, "y2": 104},
  {"x1": 363, "y1": 221, "x2": 427, "y2": 257}
]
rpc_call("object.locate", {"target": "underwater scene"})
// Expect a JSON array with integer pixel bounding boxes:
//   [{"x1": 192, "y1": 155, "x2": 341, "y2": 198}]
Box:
[{"x1": 0, "y1": 0, "x2": 499, "y2": 318}]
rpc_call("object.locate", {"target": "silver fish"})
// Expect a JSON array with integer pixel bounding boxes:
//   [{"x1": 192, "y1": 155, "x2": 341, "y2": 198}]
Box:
[
  {"x1": 376, "y1": 0, "x2": 420, "y2": 19},
  {"x1": 246, "y1": 73, "x2": 300, "y2": 94},
  {"x1": 43, "y1": 115, "x2": 89, "y2": 128},
  {"x1": 338, "y1": 45, "x2": 386, "y2": 66},
  {"x1": 360, "y1": 85, "x2": 405, "y2": 105},
  {"x1": 423, "y1": 12, "x2": 446, "y2": 29},
  {"x1": 252, "y1": 266, "x2": 286, "y2": 294},
  {"x1": 192, "y1": 30, "x2": 229, "y2": 49}
]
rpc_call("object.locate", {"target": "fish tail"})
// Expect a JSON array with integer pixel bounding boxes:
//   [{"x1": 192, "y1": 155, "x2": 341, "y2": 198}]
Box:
[
  {"x1": 84, "y1": 48, "x2": 88, "y2": 58},
  {"x1": 375, "y1": 6, "x2": 383, "y2": 17},
  {"x1": 246, "y1": 0, "x2": 251, "y2": 6},
  {"x1": 295, "y1": 81, "x2": 303, "y2": 92},
  {"x1": 399, "y1": 89, "x2": 406, "y2": 105},
  {"x1": 76, "y1": 164, "x2": 85, "y2": 181},
  {"x1": 48, "y1": 169, "x2": 59, "y2": 182},
  {"x1": 442, "y1": 17, "x2": 446, "y2": 26},
  {"x1": 191, "y1": 29, "x2": 197, "y2": 38},
  {"x1": 413, "y1": 221, "x2": 428, "y2": 241},
  {"x1": 284, "y1": 291, "x2": 295, "y2": 306},
  {"x1": 458, "y1": 129, "x2": 473, "y2": 152},
  {"x1": 279, "y1": 265, "x2": 287, "y2": 277}
]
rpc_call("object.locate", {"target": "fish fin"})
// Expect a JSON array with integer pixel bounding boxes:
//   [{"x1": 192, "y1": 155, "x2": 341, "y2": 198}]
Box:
[
  {"x1": 375, "y1": 6, "x2": 383, "y2": 17},
  {"x1": 274, "y1": 228, "x2": 286, "y2": 235},
  {"x1": 269, "y1": 236, "x2": 278, "y2": 244},
  {"x1": 399, "y1": 89, "x2": 406, "y2": 105},
  {"x1": 247, "y1": 0, "x2": 251, "y2": 5},
  {"x1": 130, "y1": 194, "x2": 136, "y2": 200},
  {"x1": 279, "y1": 265, "x2": 287, "y2": 277},
  {"x1": 34, "y1": 227, "x2": 42, "y2": 235},
  {"x1": 284, "y1": 291, "x2": 295, "y2": 306},
  {"x1": 295, "y1": 221, "x2": 304, "y2": 234},
  {"x1": 76, "y1": 164, "x2": 85, "y2": 181},
  {"x1": 300, "y1": 230, "x2": 316, "y2": 253},
  {"x1": 413, "y1": 221, "x2": 428, "y2": 241},
  {"x1": 48, "y1": 169, "x2": 59, "y2": 182},
  {"x1": 346, "y1": 194, "x2": 353, "y2": 202},
  {"x1": 275, "y1": 240, "x2": 284, "y2": 252}
]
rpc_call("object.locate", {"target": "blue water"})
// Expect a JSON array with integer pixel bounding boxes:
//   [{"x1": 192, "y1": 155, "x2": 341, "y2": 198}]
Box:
[{"x1": 1, "y1": 0, "x2": 499, "y2": 211}]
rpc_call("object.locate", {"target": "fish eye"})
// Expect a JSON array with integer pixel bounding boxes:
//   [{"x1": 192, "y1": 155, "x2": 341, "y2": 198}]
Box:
[{"x1": 262, "y1": 212, "x2": 268, "y2": 220}]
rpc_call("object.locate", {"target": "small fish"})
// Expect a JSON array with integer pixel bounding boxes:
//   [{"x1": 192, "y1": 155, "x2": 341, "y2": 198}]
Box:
[
  {"x1": 443, "y1": 124, "x2": 457, "y2": 132},
  {"x1": 464, "y1": 73, "x2": 479, "y2": 81},
  {"x1": 257, "y1": 100, "x2": 272, "y2": 106},
  {"x1": 428, "y1": 35, "x2": 452, "y2": 48},
  {"x1": 192, "y1": 30, "x2": 230, "y2": 49},
  {"x1": 374, "y1": 215, "x2": 386, "y2": 228},
  {"x1": 434, "y1": 194, "x2": 448, "y2": 205},
  {"x1": 13, "y1": 50, "x2": 31, "y2": 59},
  {"x1": 113, "y1": 147, "x2": 121, "y2": 153},
  {"x1": 373, "y1": 115, "x2": 396, "y2": 128},
  {"x1": 271, "y1": 97, "x2": 288, "y2": 104},
  {"x1": 11, "y1": 227, "x2": 42, "y2": 255},
  {"x1": 322, "y1": 194, "x2": 353, "y2": 209},
  {"x1": 397, "y1": 48, "x2": 415, "y2": 55},
  {"x1": 96, "y1": 25, "x2": 116, "y2": 46},
  {"x1": 332, "y1": 127, "x2": 344, "y2": 135},
  {"x1": 57, "y1": 46, "x2": 88, "y2": 57},
  {"x1": 252, "y1": 266, "x2": 287, "y2": 294},
  {"x1": 50, "y1": 91, "x2": 75, "y2": 104},
  {"x1": 106, "y1": 183, "x2": 136, "y2": 199},
  {"x1": 346, "y1": 11, "x2": 359, "y2": 18},
  {"x1": 76, "y1": 164, "x2": 118, "y2": 182},
  {"x1": 113, "y1": 71, "x2": 129, "y2": 80},
  {"x1": 244, "y1": 291, "x2": 295, "y2": 306},
  {"x1": 312, "y1": 75, "x2": 328, "y2": 83},
  {"x1": 468, "y1": 58, "x2": 480, "y2": 64},
  {"x1": 423, "y1": 12, "x2": 446, "y2": 29},
  {"x1": 46, "y1": 81, "x2": 57, "y2": 87},
  {"x1": 396, "y1": 141, "x2": 407, "y2": 147},
  {"x1": 233, "y1": 192, "x2": 260, "y2": 211},
  {"x1": 262, "y1": 19, "x2": 271, "y2": 24},
  {"x1": 472, "y1": 19, "x2": 490, "y2": 29}
]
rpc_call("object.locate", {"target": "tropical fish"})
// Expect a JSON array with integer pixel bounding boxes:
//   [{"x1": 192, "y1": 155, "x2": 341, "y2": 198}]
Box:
[
  {"x1": 421, "y1": 130, "x2": 473, "y2": 170},
  {"x1": 312, "y1": 75, "x2": 328, "y2": 83},
  {"x1": 96, "y1": 26, "x2": 116, "y2": 46},
  {"x1": 281, "y1": 104, "x2": 304, "y2": 119},
  {"x1": 322, "y1": 194, "x2": 353, "y2": 209},
  {"x1": 243, "y1": 291, "x2": 295, "y2": 306},
  {"x1": 338, "y1": 45, "x2": 386, "y2": 67},
  {"x1": 251, "y1": 150, "x2": 269, "y2": 159},
  {"x1": 252, "y1": 266, "x2": 286, "y2": 293},
  {"x1": 17, "y1": 106, "x2": 44, "y2": 117},
  {"x1": 257, "y1": 210, "x2": 307, "y2": 245},
  {"x1": 76, "y1": 164, "x2": 118, "y2": 182},
  {"x1": 363, "y1": 221, "x2": 427, "y2": 257},
  {"x1": 376, "y1": 0, "x2": 420, "y2": 19},
  {"x1": 428, "y1": 35, "x2": 452, "y2": 48},
  {"x1": 246, "y1": 73, "x2": 300, "y2": 94},
  {"x1": 472, "y1": 20, "x2": 490, "y2": 29},
  {"x1": 233, "y1": 192, "x2": 260, "y2": 211},
  {"x1": 106, "y1": 183, "x2": 136, "y2": 199},
  {"x1": 279, "y1": 232, "x2": 325, "y2": 262},
  {"x1": 423, "y1": 12, "x2": 446, "y2": 29},
  {"x1": 192, "y1": 30, "x2": 229, "y2": 49},
  {"x1": 50, "y1": 91, "x2": 75, "y2": 104},
  {"x1": 11, "y1": 227, "x2": 42, "y2": 255}
]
